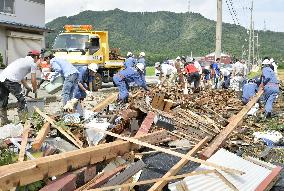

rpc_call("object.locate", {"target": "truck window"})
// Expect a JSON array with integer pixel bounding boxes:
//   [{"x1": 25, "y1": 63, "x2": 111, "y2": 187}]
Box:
[
  {"x1": 53, "y1": 34, "x2": 89, "y2": 50},
  {"x1": 89, "y1": 38, "x2": 100, "y2": 54}
]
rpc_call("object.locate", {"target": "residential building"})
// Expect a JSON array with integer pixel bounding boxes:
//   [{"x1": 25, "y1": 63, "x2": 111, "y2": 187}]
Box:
[{"x1": 0, "y1": 0, "x2": 49, "y2": 65}]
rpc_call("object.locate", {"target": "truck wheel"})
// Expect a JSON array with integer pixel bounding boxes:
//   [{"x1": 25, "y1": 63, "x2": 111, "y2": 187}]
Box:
[{"x1": 93, "y1": 73, "x2": 102, "y2": 91}]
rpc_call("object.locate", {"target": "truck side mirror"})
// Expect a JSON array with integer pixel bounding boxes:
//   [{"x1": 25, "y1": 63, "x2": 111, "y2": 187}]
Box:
[{"x1": 85, "y1": 42, "x2": 90, "y2": 49}]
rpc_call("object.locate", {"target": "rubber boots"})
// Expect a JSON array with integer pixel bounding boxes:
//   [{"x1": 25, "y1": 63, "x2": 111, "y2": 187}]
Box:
[{"x1": 0, "y1": 109, "x2": 9, "y2": 127}]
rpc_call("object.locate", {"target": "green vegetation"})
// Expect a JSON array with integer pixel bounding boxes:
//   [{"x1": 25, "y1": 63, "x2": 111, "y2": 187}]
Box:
[
  {"x1": 146, "y1": 66, "x2": 155, "y2": 76},
  {"x1": 0, "y1": 52, "x2": 3, "y2": 67},
  {"x1": 45, "y1": 9, "x2": 284, "y2": 65}
]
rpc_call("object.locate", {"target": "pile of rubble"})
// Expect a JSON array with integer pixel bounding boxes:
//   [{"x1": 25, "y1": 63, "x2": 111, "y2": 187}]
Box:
[{"x1": 0, "y1": 84, "x2": 283, "y2": 191}]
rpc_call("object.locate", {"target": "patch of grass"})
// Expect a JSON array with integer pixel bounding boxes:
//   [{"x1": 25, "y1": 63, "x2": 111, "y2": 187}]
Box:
[{"x1": 146, "y1": 66, "x2": 155, "y2": 76}]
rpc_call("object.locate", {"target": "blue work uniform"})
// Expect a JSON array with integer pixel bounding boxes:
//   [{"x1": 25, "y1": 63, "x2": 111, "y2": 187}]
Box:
[
  {"x1": 242, "y1": 82, "x2": 258, "y2": 104},
  {"x1": 124, "y1": 57, "x2": 136, "y2": 68},
  {"x1": 113, "y1": 67, "x2": 148, "y2": 102},
  {"x1": 211, "y1": 62, "x2": 220, "y2": 88},
  {"x1": 50, "y1": 58, "x2": 79, "y2": 105},
  {"x1": 261, "y1": 66, "x2": 279, "y2": 115},
  {"x1": 74, "y1": 66, "x2": 89, "y2": 100}
]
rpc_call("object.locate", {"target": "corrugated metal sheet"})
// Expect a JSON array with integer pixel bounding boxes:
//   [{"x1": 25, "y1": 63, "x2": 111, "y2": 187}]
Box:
[{"x1": 169, "y1": 149, "x2": 277, "y2": 191}]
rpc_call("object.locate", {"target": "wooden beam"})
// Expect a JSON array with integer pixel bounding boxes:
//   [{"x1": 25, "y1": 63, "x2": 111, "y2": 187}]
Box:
[
  {"x1": 0, "y1": 131, "x2": 163, "y2": 190},
  {"x1": 91, "y1": 128, "x2": 244, "y2": 175},
  {"x1": 93, "y1": 92, "x2": 118, "y2": 112},
  {"x1": 148, "y1": 136, "x2": 210, "y2": 191},
  {"x1": 213, "y1": 170, "x2": 238, "y2": 191},
  {"x1": 88, "y1": 170, "x2": 215, "y2": 191},
  {"x1": 34, "y1": 107, "x2": 83, "y2": 149},
  {"x1": 32, "y1": 122, "x2": 51, "y2": 151},
  {"x1": 18, "y1": 120, "x2": 31, "y2": 162},
  {"x1": 135, "y1": 111, "x2": 155, "y2": 137},
  {"x1": 201, "y1": 89, "x2": 264, "y2": 159}
]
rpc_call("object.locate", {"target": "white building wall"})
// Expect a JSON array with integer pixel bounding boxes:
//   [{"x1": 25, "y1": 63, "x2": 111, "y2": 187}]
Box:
[{"x1": 0, "y1": 0, "x2": 45, "y2": 27}]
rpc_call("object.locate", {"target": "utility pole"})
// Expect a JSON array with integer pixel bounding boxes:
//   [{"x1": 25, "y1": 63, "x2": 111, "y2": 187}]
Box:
[
  {"x1": 255, "y1": 33, "x2": 259, "y2": 63},
  {"x1": 248, "y1": 0, "x2": 253, "y2": 70},
  {"x1": 215, "y1": 0, "x2": 222, "y2": 60},
  {"x1": 252, "y1": 21, "x2": 255, "y2": 66}
]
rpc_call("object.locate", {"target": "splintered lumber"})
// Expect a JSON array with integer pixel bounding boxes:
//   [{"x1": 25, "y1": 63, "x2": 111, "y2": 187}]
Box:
[
  {"x1": 18, "y1": 120, "x2": 31, "y2": 162},
  {"x1": 0, "y1": 132, "x2": 163, "y2": 190},
  {"x1": 32, "y1": 122, "x2": 51, "y2": 151},
  {"x1": 164, "y1": 99, "x2": 174, "y2": 112},
  {"x1": 93, "y1": 92, "x2": 118, "y2": 112},
  {"x1": 34, "y1": 107, "x2": 83, "y2": 149},
  {"x1": 135, "y1": 111, "x2": 155, "y2": 137},
  {"x1": 148, "y1": 136, "x2": 210, "y2": 191},
  {"x1": 91, "y1": 128, "x2": 244, "y2": 175},
  {"x1": 201, "y1": 89, "x2": 264, "y2": 159},
  {"x1": 88, "y1": 170, "x2": 215, "y2": 191}
]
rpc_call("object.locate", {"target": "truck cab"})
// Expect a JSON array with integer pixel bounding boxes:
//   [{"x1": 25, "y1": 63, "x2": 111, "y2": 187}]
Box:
[{"x1": 53, "y1": 25, "x2": 124, "y2": 90}]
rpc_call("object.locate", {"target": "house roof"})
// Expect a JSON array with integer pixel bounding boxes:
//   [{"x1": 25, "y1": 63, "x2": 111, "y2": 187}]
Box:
[{"x1": 0, "y1": 20, "x2": 53, "y2": 33}]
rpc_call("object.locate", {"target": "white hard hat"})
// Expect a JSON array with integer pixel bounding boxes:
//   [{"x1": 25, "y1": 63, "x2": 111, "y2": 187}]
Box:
[
  {"x1": 136, "y1": 63, "x2": 145, "y2": 72},
  {"x1": 139, "y1": 52, "x2": 145, "y2": 57},
  {"x1": 127, "y1": 52, "x2": 133, "y2": 57},
  {"x1": 88, "y1": 63, "x2": 98, "y2": 72},
  {"x1": 262, "y1": 59, "x2": 270, "y2": 65},
  {"x1": 176, "y1": 56, "x2": 181, "y2": 60},
  {"x1": 189, "y1": 57, "x2": 194, "y2": 62},
  {"x1": 155, "y1": 62, "x2": 161, "y2": 68},
  {"x1": 270, "y1": 58, "x2": 274, "y2": 63}
]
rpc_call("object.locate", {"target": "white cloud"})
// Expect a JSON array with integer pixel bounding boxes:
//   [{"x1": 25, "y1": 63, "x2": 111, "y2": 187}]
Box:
[{"x1": 45, "y1": 0, "x2": 284, "y2": 32}]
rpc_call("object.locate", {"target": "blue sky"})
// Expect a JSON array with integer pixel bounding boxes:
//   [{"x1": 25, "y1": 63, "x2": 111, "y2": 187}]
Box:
[{"x1": 46, "y1": 0, "x2": 284, "y2": 32}]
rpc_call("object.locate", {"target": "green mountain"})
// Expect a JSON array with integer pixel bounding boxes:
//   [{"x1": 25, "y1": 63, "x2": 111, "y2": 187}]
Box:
[{"x1": 46, "y1": 9, "x2": 284, "y2": 65}]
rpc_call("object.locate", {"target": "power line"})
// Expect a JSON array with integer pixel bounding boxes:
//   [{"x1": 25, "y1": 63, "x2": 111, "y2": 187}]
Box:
[
  {"x1": 228, "y1": 0, "x2": 240, "y2": 25},
  {"x1": 225, "y1": 0, "x2": 236, "y2": 24}
]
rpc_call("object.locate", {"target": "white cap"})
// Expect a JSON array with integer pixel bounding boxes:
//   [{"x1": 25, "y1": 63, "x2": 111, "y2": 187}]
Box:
[
  {"x1": 136, "y1": 63, "x2": 145, "y2": 72},
  {"x1": 155, "y1": 62, "x2": 161, "y2": 68},
  {"x1": 262, "y1": 59, "x2": 270, "y2": 65},
  {"x1": 127, "y1": 52, "x2": 133, "y2": 57},
  {"x1": 88, "y1": 63, "x2": 98, "y2": 72},
  {"x1": 176, "y1": 56, "x2": 181, "y2": 60},
  {"x1": 139, "y1": 52, "x2": 145, "y2": 57}
]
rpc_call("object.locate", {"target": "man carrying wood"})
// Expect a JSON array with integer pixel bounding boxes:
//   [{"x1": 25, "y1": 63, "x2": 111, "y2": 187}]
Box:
[{"x1": 0, "y1": 50, "x2": 41, "y2": 126}]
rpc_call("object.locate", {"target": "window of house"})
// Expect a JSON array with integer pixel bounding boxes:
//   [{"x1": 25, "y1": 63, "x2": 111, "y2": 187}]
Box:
[
  {"x1": 26, "y1": 0, "x2": 45, "y2": 4},
  {"x1": 0, "y1": 0, "x2": 15, "y2": 14}
]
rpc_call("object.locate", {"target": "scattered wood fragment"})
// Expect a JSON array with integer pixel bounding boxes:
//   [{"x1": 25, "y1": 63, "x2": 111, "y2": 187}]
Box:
[
  {"x1": 34, "y1": 107, "x2": 83, "y2": 149},
  {"x1": 18, "y1": 120, "x2": 31, "y2": 162},
  {"x1": 201, "y1": 89, "x2": 264, "y2": 159},
  {"x1": 32, "y1": 122, "x2": 50, "y2": 151},
  {"x1": 93, "y1": 92, "x2": 118, "y2": 112}
]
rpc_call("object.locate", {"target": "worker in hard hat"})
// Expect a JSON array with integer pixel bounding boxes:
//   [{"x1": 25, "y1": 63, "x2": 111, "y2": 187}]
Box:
[
  {"x1": 0, "y1": 50, "x2": 41, "y2": 125},
  {"x1": 174, "y1": 56, "x2": 184, "y2": 85},
  {"x1": 43, "y1": 51, "x2": 79, "y2": 106},
  {"x1": 113, "y1": 63, "x2": 149, "y2": 103},
  {"x1": 202, "y1": 65, "x2": 212, "y2": 89},
  {"x1": 220, "y1": 67, "x2": 231, "y2": 89},
  {"x1": 185, "y1": 60, "x2": 200, "y2": 92},
  {"x1": 231, "y1": 59, "x2": 246, "y2": 92},
  {"x1": 242, "y1": 79, "x2": 259, "y2": 104},
  {"x1": 73, "y1": 63, "x2": 98, "y2": 115},
  {"x1": 155, "y1": 62, "x2": 177, "y2": 88},
  {"x1": 124, "y1": 52, "x2": 137, "y2": 68},
  {"x1": 260, "y1": 59, "x2": 279, "y2": 118},
  {"x1": 137, "y1": 52, "x2": 146, "y2": 80}
]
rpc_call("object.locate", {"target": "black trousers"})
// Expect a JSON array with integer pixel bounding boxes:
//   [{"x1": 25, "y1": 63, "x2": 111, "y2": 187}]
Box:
[
  {"x1": 0, "y1": 79, "x2": 26, "y2": 111},
  {"x1": 187, "y1": 72, "x2": 200, "y2": 89}
]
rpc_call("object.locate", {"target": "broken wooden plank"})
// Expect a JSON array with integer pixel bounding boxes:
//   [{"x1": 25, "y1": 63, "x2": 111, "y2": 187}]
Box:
[
  {"x1": 18, "y1": 120, "x2": 31, "y2": 162},
  {"x1": 201, "y1": 89, "x2": 264, "y2": 159},
  {"x1": 148, "y1": 136, "x2": 210, "y2": 191},
  {"x1": 34, "y1": 107, "x2": 83, "y2": 149},
  {"x1": 32, "y1": 122, "x2": 51, "y2": 151},
  {"x1": 93, "y1": 92, "x2": 118, "y2": 112},
  {"x1": 0, "y1": 131, "x2": 163, "y2": 190},
  {"x1": 91, "y1": 128, "x2": 244, "y2": 175},
  {"x1": 88, "y1": 170, "x2": 215, "y2": 191},
  {"x1": 135, "y1": 111, "x2": 155, "y2": 137},
  {"x1": 164, "y1": 99, "x2": 174, "y2": 112}
]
